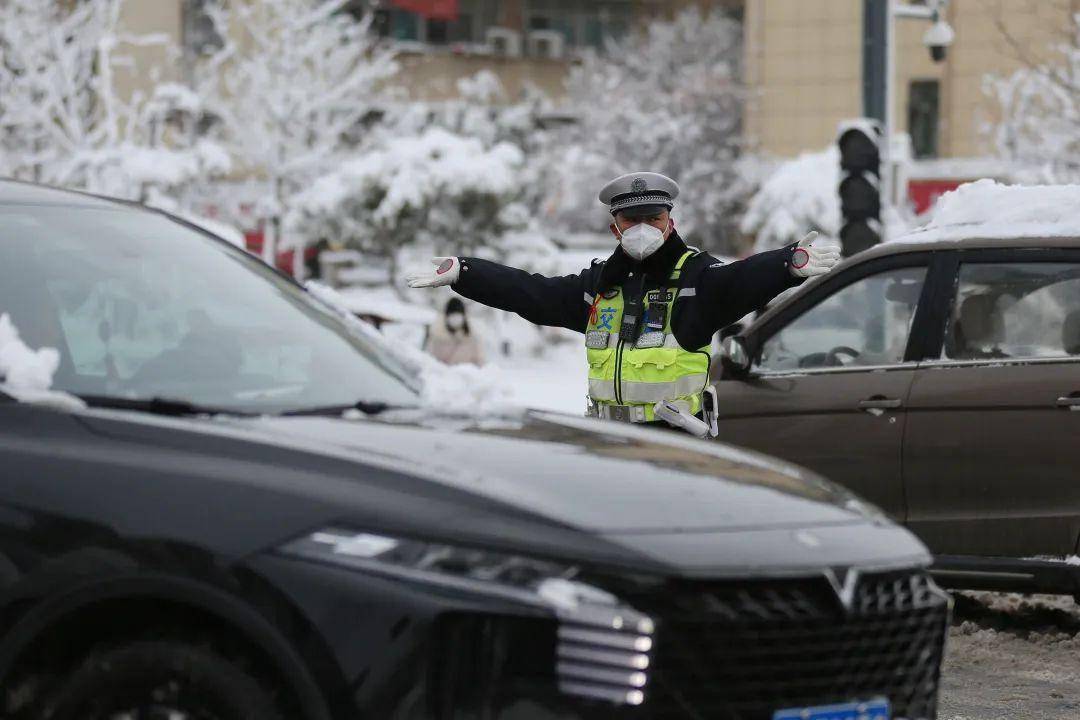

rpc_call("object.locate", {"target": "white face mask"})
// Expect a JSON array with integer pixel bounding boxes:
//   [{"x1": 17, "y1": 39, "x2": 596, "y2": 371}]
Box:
[
  {"x1": 446, "y1": 313, "x2": 465, "y2": 330},
  {"x1": 617, "y1": 222, "x2": 667, "y2": 261}
]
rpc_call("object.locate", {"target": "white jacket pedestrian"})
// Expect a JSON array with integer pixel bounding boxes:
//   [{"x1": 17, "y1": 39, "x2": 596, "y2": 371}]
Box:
[{"x1": 424, "y1": 298, "x2": 484, "y2": 366}]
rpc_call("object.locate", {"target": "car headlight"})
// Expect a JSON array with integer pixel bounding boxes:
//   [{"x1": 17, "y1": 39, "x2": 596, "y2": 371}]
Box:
[
  {"x1": 279, "y1": 528, "x2": 655, "y2": 706},
  {"x1": 279, "y1": 527, "x2": 647, "y2": 625}
]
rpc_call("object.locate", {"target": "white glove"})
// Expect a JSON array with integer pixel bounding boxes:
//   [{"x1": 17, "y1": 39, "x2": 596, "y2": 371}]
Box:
[
  {"x1": 406, "y1": 256, "x2": 460, "y2": 288},
  {"x1": 789, "y1": 231, "x2": 841, "y2": 278}
]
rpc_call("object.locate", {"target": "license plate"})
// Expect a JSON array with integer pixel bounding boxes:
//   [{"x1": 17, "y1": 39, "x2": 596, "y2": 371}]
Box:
[{"x1": 773, "y1": 699, "x2": 891, "y2": 720}]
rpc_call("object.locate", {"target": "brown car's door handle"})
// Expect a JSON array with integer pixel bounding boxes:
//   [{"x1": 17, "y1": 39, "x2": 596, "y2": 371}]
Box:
[
  {"x1": 858, "y1": 397, "x2": 903, "y2": 410},
  {"x1": 1056, "y1": 396, "x2": 1080, "y2": 408}
]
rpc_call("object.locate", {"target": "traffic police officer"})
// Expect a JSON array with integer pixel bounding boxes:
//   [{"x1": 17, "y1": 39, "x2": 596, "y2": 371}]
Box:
[{"x1": 406, "y1": 171, "x2": 840, "y2": 435}]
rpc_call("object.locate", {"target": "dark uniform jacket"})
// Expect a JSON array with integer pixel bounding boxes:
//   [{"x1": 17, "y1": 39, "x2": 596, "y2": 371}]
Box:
[{"x1": 453, "y1": 231, "x2": 804, "y2": 350}]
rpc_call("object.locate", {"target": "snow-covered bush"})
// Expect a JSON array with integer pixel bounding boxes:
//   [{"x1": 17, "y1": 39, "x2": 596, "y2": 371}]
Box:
[
  {"x1": 288, "y1": 128, "x2": 528, "y2": 280},
  {"x1": 535, "y1": 7, "x2": 748, "y2": 252},
  {"x1": 741, "y1": 148, "x2": 841, "y2": 252},
  {"x1": 742, "y1": 144, "x2": 915, "y2": 252}
]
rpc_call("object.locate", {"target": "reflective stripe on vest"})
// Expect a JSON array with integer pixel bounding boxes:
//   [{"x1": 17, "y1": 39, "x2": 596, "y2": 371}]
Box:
[{"x1": 585, "y1": 250, "x2": 710, "y2": 419}]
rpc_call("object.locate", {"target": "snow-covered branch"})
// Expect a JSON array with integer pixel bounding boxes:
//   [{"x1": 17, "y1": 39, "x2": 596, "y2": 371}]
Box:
[
  {"x1": 196, "y1": 0, "x2": 398, "y2": 263},
  {"x1": 985, "y1": 12, "x2": 1080, "y2": 183},
  {"x1": 0, "y1": 0, "x2": 229, "y2": 200},
  {"x1": 533, "y1": 7, "x2": 749, "y2": 253}
]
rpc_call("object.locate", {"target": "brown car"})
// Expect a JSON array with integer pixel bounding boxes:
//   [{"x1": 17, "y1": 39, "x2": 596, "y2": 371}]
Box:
[{"x1": 715, "y1": 234, "x2": 1080, "y2": 597}]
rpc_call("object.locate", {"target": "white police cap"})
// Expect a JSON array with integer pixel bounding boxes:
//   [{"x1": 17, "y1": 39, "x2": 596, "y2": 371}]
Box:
[{"x1": 598, "y1": 172, "x2": 680, "y2": 215}]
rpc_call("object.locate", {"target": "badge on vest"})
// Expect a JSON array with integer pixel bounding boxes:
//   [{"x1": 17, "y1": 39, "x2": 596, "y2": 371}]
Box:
[
  {"x1": 646, "y1": 290, "x2": 674, "y2": 303},
  {"x1": 585, "y1": 330, "x2": 610, "y2": 349},
  {"x1": 635, "y1": 331, "x2": 665, "y2": 348}
]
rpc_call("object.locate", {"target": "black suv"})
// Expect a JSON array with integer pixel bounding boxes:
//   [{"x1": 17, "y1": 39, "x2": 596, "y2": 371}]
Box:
[{"x1": 0, "y1": 181, "x2": 949, "y2": 720}]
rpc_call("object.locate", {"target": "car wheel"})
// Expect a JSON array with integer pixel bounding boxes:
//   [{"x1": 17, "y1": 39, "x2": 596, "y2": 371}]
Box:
[{"x1": 36, "y1": 640, "x2": 283, "y2": 720}]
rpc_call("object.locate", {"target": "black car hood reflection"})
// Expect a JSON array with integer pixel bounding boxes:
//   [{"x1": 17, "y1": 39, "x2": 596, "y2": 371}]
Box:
[
  {"x1": 223, "y1": 408, "x2": 863, "y2": 534},
  {"x1": 72, "y1": 405, "x2": 928, "y2": 575}
]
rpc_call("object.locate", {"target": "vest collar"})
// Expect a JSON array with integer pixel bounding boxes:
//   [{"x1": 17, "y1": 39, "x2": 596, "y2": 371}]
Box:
[{"x1": 598, "y1": 231, "x2": 689, "y2": 293}]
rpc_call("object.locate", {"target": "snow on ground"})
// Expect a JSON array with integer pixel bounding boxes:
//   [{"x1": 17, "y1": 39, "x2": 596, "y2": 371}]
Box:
[
  {"x1": 490, "y1": 342, "x2": 587, "y2": 415},
  {"x1": 941, "y1": 591, "x2": 1080, "y2": 720},
  {"x1": 900, "y1": 180, "x2": 1080, "y2": 243}
]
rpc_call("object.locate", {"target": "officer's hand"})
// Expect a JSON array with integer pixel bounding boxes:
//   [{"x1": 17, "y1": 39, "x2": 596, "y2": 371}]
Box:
[
  {"x1": 789, "y1": 231, "x2": 841, "y2": 278},
  {"x1": 406, "y1": 257, "x2": 461, "y2": 288}
]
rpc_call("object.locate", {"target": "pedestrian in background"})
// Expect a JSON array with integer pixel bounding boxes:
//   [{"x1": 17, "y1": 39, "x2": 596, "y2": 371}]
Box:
[{"x1": 424, "y1": 297, "x2": 484, "y2": 366}]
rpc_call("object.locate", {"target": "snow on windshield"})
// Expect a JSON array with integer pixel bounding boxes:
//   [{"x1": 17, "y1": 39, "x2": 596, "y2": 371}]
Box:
[
  {"x1": 901, "y1": 179, "x2": 1080, "y2": 242},
  {"x1": 0, "y1": 313, "x2": 58, "y2": 390}
]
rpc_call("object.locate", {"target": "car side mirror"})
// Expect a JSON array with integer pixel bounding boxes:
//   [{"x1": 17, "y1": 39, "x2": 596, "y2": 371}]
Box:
[{"x1": 720, "y1": 336, "x2": 751, "y2": 376}]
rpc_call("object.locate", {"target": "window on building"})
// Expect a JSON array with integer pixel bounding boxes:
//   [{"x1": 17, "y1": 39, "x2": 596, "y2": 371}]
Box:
[
  {"x1": 908, "y1": 79, "x2": 940, "y2": 159},
  {"x1": 182, "y1": 0, "x2": 224, "y2": 57},
  {"x1": 372, "y1": 8, "x2": 420, "y2": 41},
  {"x1": 371, "y1": 1, "x2": 488, "y2": 45},
  {"x1": 423, "y1": 12, "x2": 475, "y2": 44}
]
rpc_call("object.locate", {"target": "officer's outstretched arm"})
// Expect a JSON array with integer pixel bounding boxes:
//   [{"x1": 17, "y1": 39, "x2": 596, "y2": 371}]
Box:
[
  {"x1": 405, "y1": 256, "x2": 593, "y2": 333},
  {"x1": 695, "y1": 232, "x2": 839, "y2": 333}
]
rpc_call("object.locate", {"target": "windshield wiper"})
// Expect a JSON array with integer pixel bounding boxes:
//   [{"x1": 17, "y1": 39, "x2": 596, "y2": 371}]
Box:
[
  {"x1": 280, "y1": 400, "x2": 415, "y2": 417},
  {"x1": 77, "y1": 395, "x2": 253, "y2": 417}
]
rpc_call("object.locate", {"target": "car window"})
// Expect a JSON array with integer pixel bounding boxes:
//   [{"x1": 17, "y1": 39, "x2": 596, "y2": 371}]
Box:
[
  {"x1": 0, "y1": 205, "x2": 419, "y2": 413},
  {"x1": 756, "y1": 266, "x2": 927, "y2": 373},
  {"x1": 942, "y1": 262, "x2": 1080, "y2": 361}
]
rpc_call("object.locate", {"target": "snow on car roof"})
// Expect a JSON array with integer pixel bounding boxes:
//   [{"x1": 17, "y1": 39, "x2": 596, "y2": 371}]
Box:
[{"x1": 896, "y1": 180, "x2": 1080, "y2": 244}]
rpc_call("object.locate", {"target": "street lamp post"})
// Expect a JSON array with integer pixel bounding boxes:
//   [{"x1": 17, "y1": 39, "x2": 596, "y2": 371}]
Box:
[{"x1": 864, "y1": 0, "x2": 954, "y2": 214}]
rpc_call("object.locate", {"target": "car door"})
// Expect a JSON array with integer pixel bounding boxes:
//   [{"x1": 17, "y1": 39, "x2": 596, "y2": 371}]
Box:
[
  {"x1": 713, "y1": 253, "x2": 936, "y2": 520},
  {"x1": 903, "y1": 248, "x2": 1080, "y2": 557}
]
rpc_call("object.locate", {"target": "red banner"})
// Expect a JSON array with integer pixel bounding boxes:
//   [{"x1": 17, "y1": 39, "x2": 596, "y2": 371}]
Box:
[
  {"x1": 907, "y1": 179, "x2": 963, "y2": 215},
  {"x1": 389, "y1": 0, "x2": 459, "y2": 21}
]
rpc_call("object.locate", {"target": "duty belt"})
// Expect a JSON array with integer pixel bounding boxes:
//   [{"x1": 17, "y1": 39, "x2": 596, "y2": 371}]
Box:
[{"x1": 586, "y1": 403, "x2": 649, "y2": 424}]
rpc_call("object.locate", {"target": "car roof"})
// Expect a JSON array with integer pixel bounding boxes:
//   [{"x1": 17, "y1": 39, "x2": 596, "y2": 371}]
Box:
[
  {"x1": 856, "y1": 233, "x2": 1080, "y2": 260},
  {"x1": 0, "y1": 178, "x2": 129, "y2": 209}
]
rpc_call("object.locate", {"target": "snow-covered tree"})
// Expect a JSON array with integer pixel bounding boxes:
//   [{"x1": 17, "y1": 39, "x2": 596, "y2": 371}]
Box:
[
  {"x1": 197, "y1": 0, "x2": 398, "y2": 264},
  {"x1": 986, "y1": 11, "x2": 1080, "y2": 183},
  {"x1": 0, "y1": 0, "x2": 229, "y2": 199},
  {"x1": 287, "y1": 127, "x2": 528, "y2": 284},
  {"x1": 534, "y1": 7, "x2": 748, "y2": 252}
]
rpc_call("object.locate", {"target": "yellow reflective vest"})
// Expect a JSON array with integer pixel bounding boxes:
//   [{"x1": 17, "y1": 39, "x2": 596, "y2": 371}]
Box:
[{"x1": 585, "y1": 251, "x2": 710, "y2": 422}]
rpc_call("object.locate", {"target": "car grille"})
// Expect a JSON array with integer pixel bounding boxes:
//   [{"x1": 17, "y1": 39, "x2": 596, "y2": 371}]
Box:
[{"x1": 615, "y1": 569, "x2": 950, "y2": 720}]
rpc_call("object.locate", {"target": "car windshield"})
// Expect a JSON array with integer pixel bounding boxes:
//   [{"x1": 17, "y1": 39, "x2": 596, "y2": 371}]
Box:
[{"x1": 0, "y1": 203, "x2": 420, "y2": 414}]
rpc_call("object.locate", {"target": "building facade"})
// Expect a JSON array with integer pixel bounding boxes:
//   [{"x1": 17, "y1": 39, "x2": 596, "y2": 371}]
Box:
[
  {"x1": 365, "y1": 0, "x2": 737, "y2": 101},
  {"x1": 113, "y1": 0, "x2": 736, "y2": 103},
  {"x1": 743, "y1": 0, "x2": 1073, "y2": 163}
]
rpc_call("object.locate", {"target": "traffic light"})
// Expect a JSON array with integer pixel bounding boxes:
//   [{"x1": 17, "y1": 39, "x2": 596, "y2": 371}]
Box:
[{"x1": 837, "y1": 120, "x2": 883, "y2": 256}]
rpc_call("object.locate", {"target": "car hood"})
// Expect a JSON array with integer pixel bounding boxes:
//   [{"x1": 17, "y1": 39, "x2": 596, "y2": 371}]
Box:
[
  {"x1": 73, "y1": 406, "x2": 929, "y2": 576},
  {"x1": 235, "y1": 410, "x2": 859, "y2": 533}
]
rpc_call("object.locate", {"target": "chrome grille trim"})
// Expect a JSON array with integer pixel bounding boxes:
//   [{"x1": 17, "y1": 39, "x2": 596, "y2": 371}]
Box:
[{"x1": 554, "y1": 604, "x2": 655, "y2": 707}]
